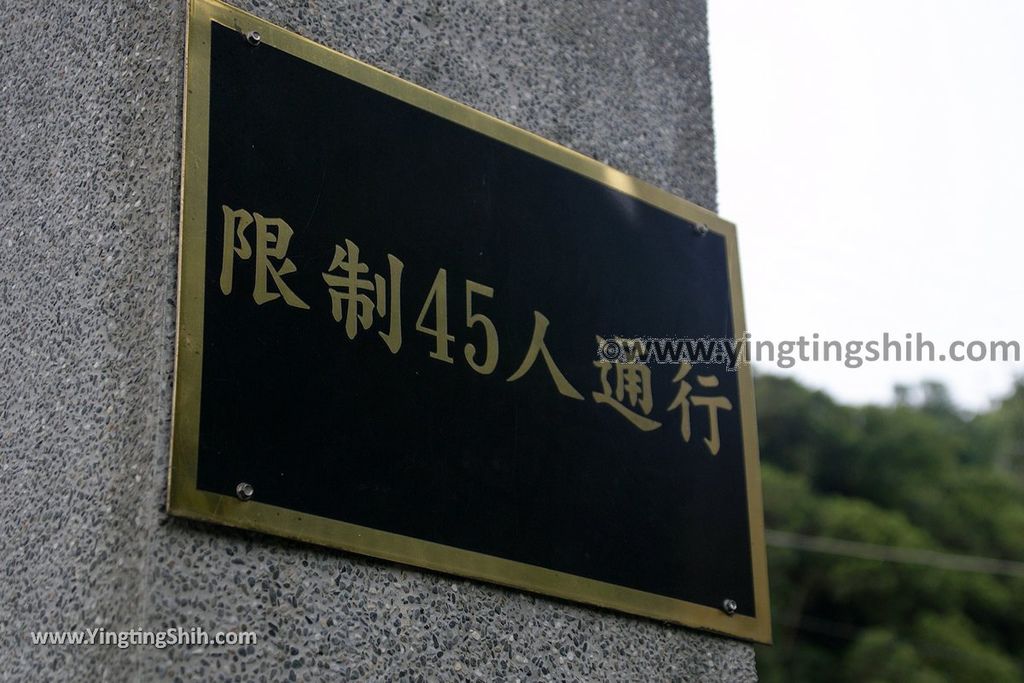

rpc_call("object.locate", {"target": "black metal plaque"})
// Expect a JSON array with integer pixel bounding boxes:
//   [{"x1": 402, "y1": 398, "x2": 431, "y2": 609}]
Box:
[{"x1": 170, "y1": 0, "x2": 770, "y2": 643}]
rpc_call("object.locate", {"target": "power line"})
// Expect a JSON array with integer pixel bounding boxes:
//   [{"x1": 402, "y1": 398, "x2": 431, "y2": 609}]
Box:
[{"x1": 765, "y1": 529, "x2": 1024, "y2": 578}]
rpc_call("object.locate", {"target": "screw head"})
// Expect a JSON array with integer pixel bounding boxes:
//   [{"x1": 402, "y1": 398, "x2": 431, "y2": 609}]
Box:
[
  {"x1": 694, "y1": 223, "x2": 709, "y2": 236},
  {"x1": 246, "y1": 30, "x2": 262, "y2": 46},
  {"x1": 235, "y1": 482, "x2": 254, "y2": 501},
  {"x1": 721, "y1": 598, "x2": 738, "y2": 615}
]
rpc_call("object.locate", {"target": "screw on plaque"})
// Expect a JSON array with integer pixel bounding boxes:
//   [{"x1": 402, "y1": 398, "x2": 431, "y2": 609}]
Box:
[
  {"x1": 235, "y1": 482, "x2": 255, "y2": 501},
  {"x1": 694, "y1": 222, "x2": 709, "y2": 236},
  {"x1": 246, "y1": 30, "x2": 262, "y2": 46},
  {"x1": 721, "y1": 598, "x2": 738, "y2": 616}
]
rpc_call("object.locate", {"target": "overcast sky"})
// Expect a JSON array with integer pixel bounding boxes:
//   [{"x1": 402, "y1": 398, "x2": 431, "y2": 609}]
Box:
[{"x1": 708, "y1": 0, "x2": 1024, "y2": 410}]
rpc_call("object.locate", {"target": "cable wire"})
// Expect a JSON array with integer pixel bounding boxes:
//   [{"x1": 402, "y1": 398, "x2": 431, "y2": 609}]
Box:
[{"x1": 766, "y1": 529, "x2": 1024, "y2": 578}]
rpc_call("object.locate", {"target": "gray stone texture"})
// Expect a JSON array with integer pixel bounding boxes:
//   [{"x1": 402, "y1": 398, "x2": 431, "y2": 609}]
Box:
[{"x1": 0, "y1": 0, "x2": 754, "y2": 680}]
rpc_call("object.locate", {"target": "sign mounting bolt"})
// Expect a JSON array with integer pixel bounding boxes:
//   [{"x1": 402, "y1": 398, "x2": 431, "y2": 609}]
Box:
[
  {"x1": 695, "y1": 223, "x2": 709, "y2": 236},
  {"x1": 721, "y1": 599, "x2": 737, "y2": 615},
  {"x1": 246, "y1": 30, "x2": 262, "y2": 46},
  {"x1": 236, "y1": 482, "x2": 255, "y2": 501}
]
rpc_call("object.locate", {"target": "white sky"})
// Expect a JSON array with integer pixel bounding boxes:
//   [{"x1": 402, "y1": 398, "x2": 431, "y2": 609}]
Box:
[{"x1": 708, "y1": 0, "x2": 1024, "y2": 410}]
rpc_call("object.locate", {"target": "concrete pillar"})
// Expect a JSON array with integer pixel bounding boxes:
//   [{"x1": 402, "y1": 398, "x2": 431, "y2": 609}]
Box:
[{"x1": 0, "y1": 1, "x2": 756, "y2": 679}]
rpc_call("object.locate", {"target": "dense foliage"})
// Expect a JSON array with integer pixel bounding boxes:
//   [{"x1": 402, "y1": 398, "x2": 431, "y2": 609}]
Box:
[{"x1": 754, "y1": 375, "x2": 1024, "y2": 682}]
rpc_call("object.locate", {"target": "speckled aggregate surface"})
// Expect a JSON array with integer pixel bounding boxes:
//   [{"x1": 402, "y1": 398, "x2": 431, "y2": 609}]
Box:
[{"x1": 0, "y1": 0, "x2": 755, "y2": 680}]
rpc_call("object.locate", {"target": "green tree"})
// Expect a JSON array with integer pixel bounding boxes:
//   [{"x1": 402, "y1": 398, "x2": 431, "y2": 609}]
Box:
[{"x1": 753, "y1": 375, "x2": 1024, "y2": 681}]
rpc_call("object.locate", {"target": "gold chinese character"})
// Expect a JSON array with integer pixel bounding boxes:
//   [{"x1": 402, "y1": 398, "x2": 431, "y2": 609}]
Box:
[
  {"x1": 592, "y1": 337, "x2": 662, "y2": 431},
  {"x1": 668, "y1": 362, "x2": 733, "y2": 455},
  {"x1": 321, "y1": 238, "x2": 403, "y2": 353},
  {"x1": 219, "y1": 205, "x2": 310, "y2": 309},
  {"x1": 507, "y1": 311, "x2": 583, "y2": 399}
]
